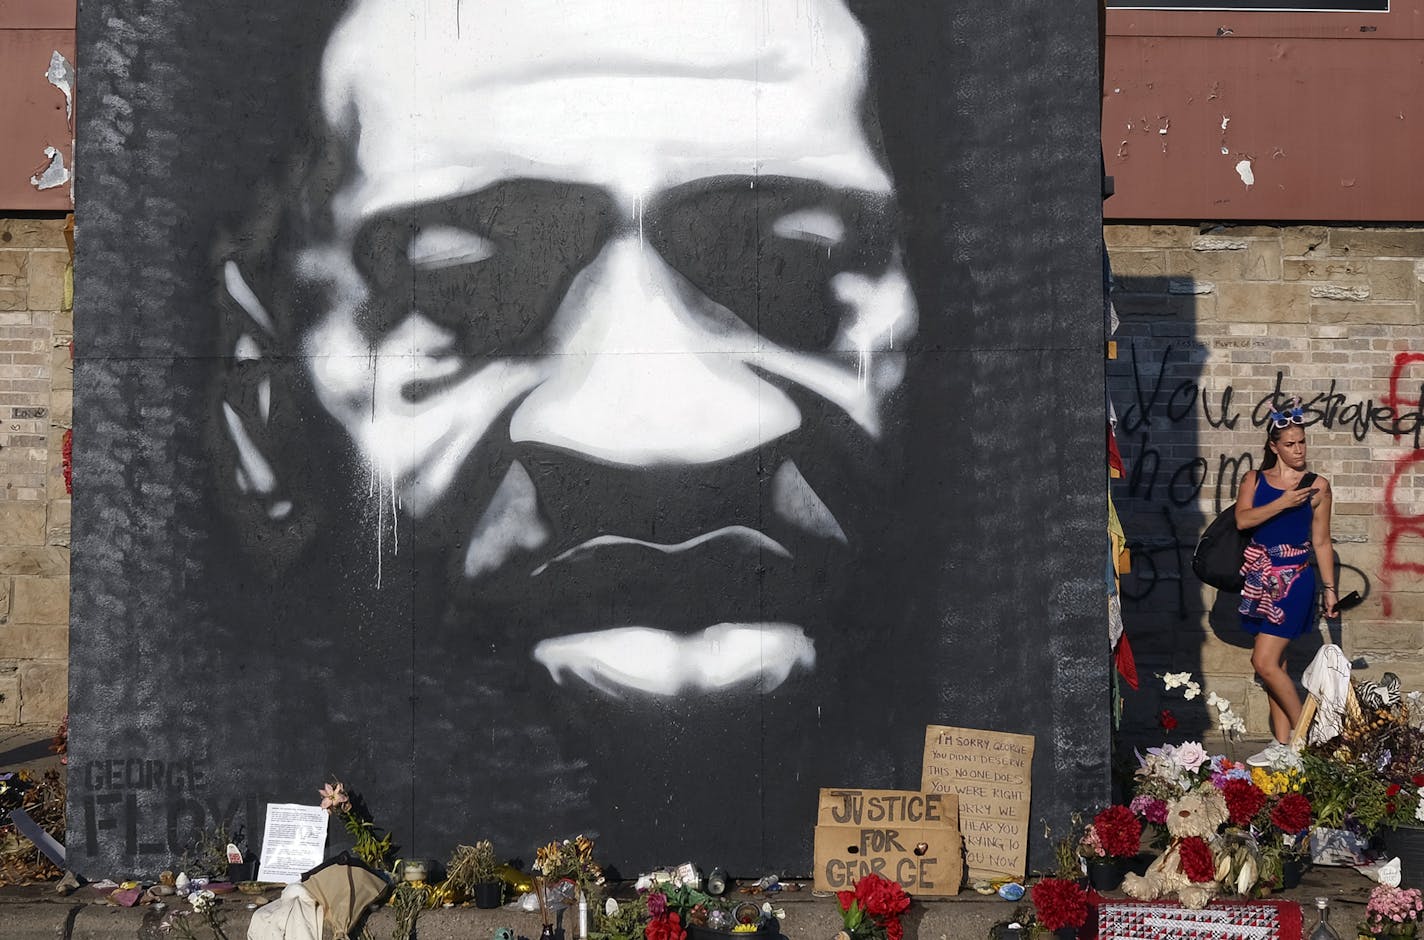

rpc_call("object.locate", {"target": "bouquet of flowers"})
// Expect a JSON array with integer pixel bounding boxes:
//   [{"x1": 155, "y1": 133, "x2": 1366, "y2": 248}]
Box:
[
  {"x1": 835, "y1": 873, "x2": 911, "y2": 940},
  {"x1": 1029, "y1": 877, "x2": 1090, "y2": 935},
  {"x1": 1303, "y1": 688, "x2": 1424, "y2": 838},
  {"x1": 1251, "y1": 768, "x2": 1311, "y2": 861},
  {"x1": 645, "y1": 891, "x2": 688, "y2": 940},
  {"x1": 535, "y1": 834, "x2": 606, "y2": 892},
  {"x1": 1078, "y1": 805, "x2": 1142, "y2": 862},
  {"x1": 1126, "y1": 739, "x2": 1314, "y2": 899},
  {"x1": 317, "y1": 779, "x2": 396, "y2": 871},
  {"x1": 1360, "y1": 884, "x2": 1424, "y2": 938}
]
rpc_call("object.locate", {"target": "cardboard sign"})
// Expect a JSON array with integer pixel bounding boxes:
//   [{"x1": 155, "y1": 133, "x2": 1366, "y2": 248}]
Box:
[
  {"x1": 920, "y1": 725, "x2": 1034, "y2": 883},
  {"x1": 812, "y1": 788, "x2": 962, "y2": 898}
]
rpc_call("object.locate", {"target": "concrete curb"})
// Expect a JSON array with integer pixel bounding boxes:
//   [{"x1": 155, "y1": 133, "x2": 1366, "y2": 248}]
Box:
[
  {"x1": 0, "y1": 889, "x2": 1015, "y2": 940},
  {"x1": 0, "y1": 879, "x2": 1376, "y2": 940}
]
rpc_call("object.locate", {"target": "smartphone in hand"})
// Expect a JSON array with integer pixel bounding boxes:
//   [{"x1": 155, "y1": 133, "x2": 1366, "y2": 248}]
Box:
[{"x1": 1335, "y1": 590, "x2": 1363, "y2": 611}]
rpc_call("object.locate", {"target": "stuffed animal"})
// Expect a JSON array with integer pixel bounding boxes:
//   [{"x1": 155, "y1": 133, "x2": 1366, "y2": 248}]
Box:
[{"x1": 1121, "y1": 787, "x2": 1230, "y2": 910}]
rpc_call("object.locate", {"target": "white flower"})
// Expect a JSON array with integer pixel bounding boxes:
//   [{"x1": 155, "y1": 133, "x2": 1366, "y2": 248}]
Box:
[
  {"x1": 1219, "y1": 712, "x2": 1246, "y2": 736},
  {"x1": 606, "y1": 899, "x2": 620, "y2": 917},
  {"x1": 1416, "y1": 799, "x2": 1424, "y2": 824},
  {"x1": 761, "y1": 902, "x2": 786, "y2": 921},
  {"x1": 189, "y1": 890, "x2": 216, "y2": 913},
  {"x1": 1213, "y1": 709, "x2": 1247, "y2": 740},
  {"x1": 1163, "y1": 672, "x2": 1193, "y2": 690},
  {"x1": 1183, "y1": 682, "x2": 1202, "y2": 700}
]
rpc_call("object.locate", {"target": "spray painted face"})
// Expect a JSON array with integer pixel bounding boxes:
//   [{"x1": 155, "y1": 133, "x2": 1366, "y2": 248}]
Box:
[{"x1": 244, "y1": 0, "x2": 918, "y2": 697}]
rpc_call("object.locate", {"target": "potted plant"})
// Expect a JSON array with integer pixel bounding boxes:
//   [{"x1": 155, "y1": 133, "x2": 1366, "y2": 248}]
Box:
[
  {"x1": 1359, "y1": 884, "x2": 1424, "y2": 938},
  {"x1": 446, "y1": 840, "x2": 503, "y2": 908},
  {"x1": 1077, "y1": 805, "x2": 1141, "y2": 891}
]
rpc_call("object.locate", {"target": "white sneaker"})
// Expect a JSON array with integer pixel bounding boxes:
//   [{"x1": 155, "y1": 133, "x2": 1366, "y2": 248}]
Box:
[{"x1": 1246, "y1": 741, "x2": 1287, "y2": 767}]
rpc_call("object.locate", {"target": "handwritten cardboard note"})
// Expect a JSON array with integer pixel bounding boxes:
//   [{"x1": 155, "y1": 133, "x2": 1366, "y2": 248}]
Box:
[
  {"x1": 812, "y1": 788, "x2": 962, "y2": 897},
  {"x1": 920, "y1": 725, "x2": 1034, "y2": 883}
]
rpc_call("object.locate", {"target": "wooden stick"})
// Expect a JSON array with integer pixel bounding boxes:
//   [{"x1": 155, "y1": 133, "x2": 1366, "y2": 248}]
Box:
[{"x1": 534, "y1": 876, "x2": 551, "y2": 927}]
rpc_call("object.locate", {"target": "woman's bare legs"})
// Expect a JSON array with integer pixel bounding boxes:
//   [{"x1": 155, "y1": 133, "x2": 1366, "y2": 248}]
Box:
[{"x1": 1251, "y1": 632, "x2": 1302, "y2": 744}]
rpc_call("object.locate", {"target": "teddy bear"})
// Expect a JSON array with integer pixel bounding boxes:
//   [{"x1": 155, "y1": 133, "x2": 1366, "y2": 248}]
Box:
[{"x1": 1121, "y1": 786, "x2": 1230, "y2": 910}]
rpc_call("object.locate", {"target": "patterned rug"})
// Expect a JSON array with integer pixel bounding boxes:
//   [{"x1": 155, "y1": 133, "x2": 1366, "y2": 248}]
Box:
[{"x1": 1084, "y1": 898, "x2": 1303, "y2": 940}]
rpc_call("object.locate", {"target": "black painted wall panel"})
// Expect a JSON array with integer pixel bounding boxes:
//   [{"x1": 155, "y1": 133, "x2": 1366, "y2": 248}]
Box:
[{"x1": 70, "y1": 0, "x2": 1109, "y2": 877}]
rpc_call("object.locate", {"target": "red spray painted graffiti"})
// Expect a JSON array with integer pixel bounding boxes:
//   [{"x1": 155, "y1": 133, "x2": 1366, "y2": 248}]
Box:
[{"x1": 1381, "y1": 352, "x2": 1424, "y2": 617}]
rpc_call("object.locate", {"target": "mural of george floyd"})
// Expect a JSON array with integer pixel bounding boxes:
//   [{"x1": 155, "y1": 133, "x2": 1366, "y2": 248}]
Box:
[{"x1": 69, "y1": 0, "x2": 1109, "y2": 878}]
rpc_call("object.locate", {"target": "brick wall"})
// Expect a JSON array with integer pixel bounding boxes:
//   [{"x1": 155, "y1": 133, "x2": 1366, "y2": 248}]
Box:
[
  {"x1": 1107, "y1": 223, "x2": 1424, "y2": 741},
  {"x1": 0, "y1": 216, "x2": 71, "y2": 724}
]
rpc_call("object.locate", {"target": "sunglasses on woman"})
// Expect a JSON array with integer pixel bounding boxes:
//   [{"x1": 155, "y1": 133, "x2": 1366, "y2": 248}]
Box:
[{"x1": 1269, "y1": 406, "x2": 1306, "y2": 429}]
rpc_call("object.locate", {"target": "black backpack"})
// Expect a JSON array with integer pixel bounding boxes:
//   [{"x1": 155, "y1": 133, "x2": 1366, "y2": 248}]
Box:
[{"x1": 1192, "y1": 472, "x2": 1316, "y2": 592}]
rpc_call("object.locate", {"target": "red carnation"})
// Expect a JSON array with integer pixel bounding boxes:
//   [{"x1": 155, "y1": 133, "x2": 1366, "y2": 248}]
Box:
[
  {"x1": 646, "y1": 913, "x2": 686, "y2": 940},
  {"x1": 1030, "y1": 877, "x2": 1090, "y2": 932},
  {"x1": 1221, "y1": 778, "x2": 1268, "y2": 827},
  {"x1": 1270, "y1": 793, "x2": 1312, "y2": 834},
  {"x1": 1159, "y1": 709, "x2": 1178, "y2": 732},
  {"x1": 1178, "y1": 836, "x2": 1216, "y2": 883},
  {"x1": 853, "y1": 873, "x2": 911, "y2": 918},
  {"x1": 1093, "y1": 805, "x2": 1143, "y2": 858},
  {"x1": 1389, "y1": 784, "x2": 1403, "y2": 797},
  {"x1": 1412, "y1": 774, "x2": 1424, "y2": 788}
]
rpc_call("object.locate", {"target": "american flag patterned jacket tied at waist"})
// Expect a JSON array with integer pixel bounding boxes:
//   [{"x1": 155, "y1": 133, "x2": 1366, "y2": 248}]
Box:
[{"x1": 1239, "y1": 542, "x2": 1311, "y2": 626}]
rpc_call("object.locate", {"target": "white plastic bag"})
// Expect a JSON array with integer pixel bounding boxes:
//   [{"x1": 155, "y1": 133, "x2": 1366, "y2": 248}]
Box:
[{"x1": 247, "y1": 884, "x2": 323, "y2": 940}]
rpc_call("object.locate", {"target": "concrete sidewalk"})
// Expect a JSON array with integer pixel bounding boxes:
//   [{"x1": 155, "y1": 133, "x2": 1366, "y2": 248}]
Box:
[
  {"x1": 0, "y1": 723, "x2": 62, "y2": 775},
  {"x1": 0, "y1": 872, "x2": 1372, "y2": 940}
]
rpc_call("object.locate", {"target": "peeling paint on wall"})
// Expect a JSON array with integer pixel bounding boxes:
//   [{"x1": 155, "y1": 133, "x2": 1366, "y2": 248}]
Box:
[
  {"x1": 1235, "y1": 158, "x2": 1255, "y2": 187},
  {"x1": 29, "y1": 146, "x2": 69, "y2": 190},
  {"x1": 45, "y1": 51, "x2": 75, "y2": 126}
]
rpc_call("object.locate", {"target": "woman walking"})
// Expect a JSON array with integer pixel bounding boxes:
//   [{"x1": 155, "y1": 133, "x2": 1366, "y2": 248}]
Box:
[{"x1": 1235, "y1": 397, "x2": 1338, "y2": 768}]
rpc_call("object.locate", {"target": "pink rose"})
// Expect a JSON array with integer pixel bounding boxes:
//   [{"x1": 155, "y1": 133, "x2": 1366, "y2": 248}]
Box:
[{"x1": 1174, "y1": 741, "x2": 1208, "y2": 772}]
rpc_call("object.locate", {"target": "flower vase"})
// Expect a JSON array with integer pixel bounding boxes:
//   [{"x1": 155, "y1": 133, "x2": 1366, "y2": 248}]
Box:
[
  {"x1": 473, "y1": 881, "x2": 503, "y2": 909},
  {"x1": 1086, "y1": 858, "x2": 1127, "y2": 891},
  {"x1": 1280, "y1": 855, "x2": 1306, "y2": 890}
]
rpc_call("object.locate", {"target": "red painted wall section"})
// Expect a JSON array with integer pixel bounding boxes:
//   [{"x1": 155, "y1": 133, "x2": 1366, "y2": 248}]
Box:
[
  {"x1": 1104, "y1": 3, "x2": 1424, "y2": 221},
  {"x1": 0, "y1": 0, "x2": 76, "y2": 211}
]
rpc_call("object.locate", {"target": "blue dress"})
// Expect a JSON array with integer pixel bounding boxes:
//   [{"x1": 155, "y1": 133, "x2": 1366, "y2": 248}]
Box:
[{"x1": 1238, "y1": 475, "x2": 1316, "y2": 639}]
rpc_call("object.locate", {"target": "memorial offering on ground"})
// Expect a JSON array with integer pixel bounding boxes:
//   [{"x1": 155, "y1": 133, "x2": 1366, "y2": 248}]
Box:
[
  {"x1": 812, "y1": 788, "x2": 962, "y2": 897},
  {"x1": 920, "y1": 725, "x2": 1034, "y2": 883}
]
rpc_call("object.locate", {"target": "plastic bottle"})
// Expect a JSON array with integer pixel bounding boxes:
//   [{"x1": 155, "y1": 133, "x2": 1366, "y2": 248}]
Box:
[{"x1": 1307, "y1": 896, "x2": 1341, "y2": 940}]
